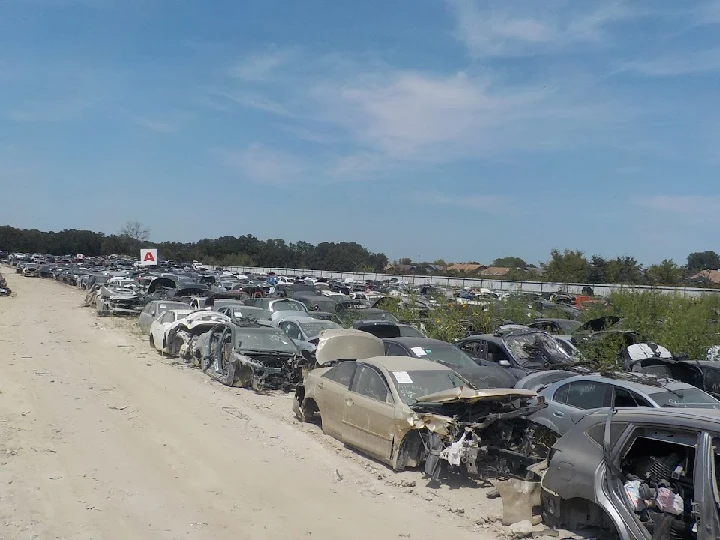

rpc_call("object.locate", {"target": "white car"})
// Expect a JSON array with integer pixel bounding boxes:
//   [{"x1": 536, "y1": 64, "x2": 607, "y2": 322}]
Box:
[
  {"x1": 149, "y1": 309, "x2": 194, "y2": 353},
  {"x1": 149, "y1": 310, "x2": 231, "y2": 357}
]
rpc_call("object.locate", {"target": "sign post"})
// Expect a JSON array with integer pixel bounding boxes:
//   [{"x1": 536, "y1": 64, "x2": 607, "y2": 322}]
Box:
[{"x1": 139, "y1": 248, "x2": 158, "y2": 266}]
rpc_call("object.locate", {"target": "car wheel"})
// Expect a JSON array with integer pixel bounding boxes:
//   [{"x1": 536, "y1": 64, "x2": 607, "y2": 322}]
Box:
[
  {"x1": 200, "y1": 354, "x2": 211, "y2": 372},
  {"x1": 296, "y1": 399, "x2": 318, "y2": 423},
  {"x1": 218, "y1": 361, "x2": 236, "y2": 386}
]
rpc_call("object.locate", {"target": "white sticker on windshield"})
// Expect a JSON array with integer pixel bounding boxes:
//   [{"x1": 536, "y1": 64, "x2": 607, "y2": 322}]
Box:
[
  {"x1": 411, "y1": 347, "x2": 427, "y2": 357},
  {"x1": 393, "y1": 371, "x2": 413, "y2": 384}
]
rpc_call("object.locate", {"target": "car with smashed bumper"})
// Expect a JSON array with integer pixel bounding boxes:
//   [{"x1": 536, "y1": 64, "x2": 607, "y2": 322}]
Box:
[
  {"x1": 542, "y1": 406, "x2": 720, "y2": 539},
  {"x1": 294, "y1": 332, "x2": 546, "y2": 483},
  {"x1": 198, "y1": 320, "x2": 308, "y2": 391},
  {"x1": 456, "y1": 329, "x2": 581, "y2": 379},
  {"x1": 151, "y1": 310, "x2": 230, "y2": 361}
]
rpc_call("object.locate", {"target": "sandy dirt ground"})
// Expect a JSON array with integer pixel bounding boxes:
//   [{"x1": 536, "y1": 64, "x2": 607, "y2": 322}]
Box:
[{"x1": 0, "y1": 269, "x2": 535, "y2": 540}]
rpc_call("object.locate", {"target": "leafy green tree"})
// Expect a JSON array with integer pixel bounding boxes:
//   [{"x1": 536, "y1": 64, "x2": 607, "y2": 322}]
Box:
[
  {"x1": 645, "y1": 259, "x2": 684, "y2": 285},
  {"x1": 687, "y1": 251, "x2": 720, "y2": 273},
  {"x1": 605, "y1": 256, "x2": 644, "y2": 284},
  {"x1": 587, "y1": 255, "x2": 607, "y2": 283},
  {"x1": 492, "y1": 256, "x2": 526, "y2": 268},
  {"x1": 542, "y1": 249, "x2": 590, "y2": 283}
]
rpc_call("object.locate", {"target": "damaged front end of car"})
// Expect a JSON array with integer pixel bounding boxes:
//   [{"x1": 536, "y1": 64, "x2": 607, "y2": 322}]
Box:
[
  {"x1": 201, "y1": 320, "x2": 311, "y2": 391},
  {"x1": 95, "y1": 285, "x2": 144, "y2": 316},
  {"x1": 406, "y1": 388, "x2": 549, "y2": 482}
]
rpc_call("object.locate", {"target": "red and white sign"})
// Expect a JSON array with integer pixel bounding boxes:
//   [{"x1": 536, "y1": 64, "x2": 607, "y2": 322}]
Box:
[{"x1": 139, "y1": 248, "x2": 158, "y2": 266}]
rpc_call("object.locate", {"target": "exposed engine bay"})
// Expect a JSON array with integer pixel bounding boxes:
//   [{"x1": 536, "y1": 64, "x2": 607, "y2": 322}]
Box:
[
  {"x1": 622, "y1": 436, "x2": 698, "y2": 539},
  {"x1": 408, "y1": 395, "x2": 549, "y2": 482}
]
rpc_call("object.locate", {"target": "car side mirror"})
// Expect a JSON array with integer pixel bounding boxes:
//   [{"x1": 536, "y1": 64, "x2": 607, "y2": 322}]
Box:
[{"x1": 499, "y1": 360, "x2": 511, "y2": 367}]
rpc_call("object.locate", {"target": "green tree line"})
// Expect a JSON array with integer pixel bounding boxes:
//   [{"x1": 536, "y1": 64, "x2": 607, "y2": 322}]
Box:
[{"x1": 0, "y1": 225, "x2": 389, "y2": 273}]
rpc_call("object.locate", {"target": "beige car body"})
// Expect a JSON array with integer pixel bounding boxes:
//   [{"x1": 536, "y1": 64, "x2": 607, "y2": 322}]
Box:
[{"x1": 297, "y1": 355, "x2": 535, "y2": 470}]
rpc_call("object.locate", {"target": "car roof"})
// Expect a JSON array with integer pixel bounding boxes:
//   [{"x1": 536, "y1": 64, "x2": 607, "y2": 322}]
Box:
[
  {"x1": 278, "y1": 316, "x2": 324, "y2": 324},
  {"x1": 586, "y1": 407, "x2": 720, "y2": 429},
  {"x1": 362, "y1": 355, "x2": 452, "y2": 372},
  {"x1": 382, "y1": 337, "x2": 449, "y2": 347},
  {"x1": 555, "y1": 374, "x2": 696, "y2": 395},
  {"x1": 464, "y1": 334, "x2": 503, "y2": 343}
]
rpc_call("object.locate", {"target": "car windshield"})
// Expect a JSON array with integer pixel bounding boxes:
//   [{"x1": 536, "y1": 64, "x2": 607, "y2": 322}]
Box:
[
  {"x1": 389, "y1": 370, "x2": 467, "y2": 406},
  {"x1": 558, "y1": 320, "x2": 582, "y2": 333},
  {"x1": 504, "y1": 332, "x2": 574, "y2": 365},
  {"x1": 271, "y1": 300, "x2": 306, "y2": 312},
  {"x1": 650, "y1": 387, "x2": 720, "y2": 408},
  {"x1": 307, "y1": 298, "x2": 337, "y2": 311},
  {"x1": 231, "y1": 307, "x2": 272, "y2": 320},
  {"x1": 398, "y1": 325, "x2": 425, "y2": 338},
  {"x1": 298, "y1": 320, "x2": 340, "y2": 339},
  {"x1": 235, "y1": 328, "x2": 298, "y2": 353},
  {"x1": 408, "y1": 343, "x2": 477, "y2": 369}
]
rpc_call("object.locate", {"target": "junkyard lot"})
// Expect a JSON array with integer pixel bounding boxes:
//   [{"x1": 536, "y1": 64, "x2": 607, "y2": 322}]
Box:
[{"x1": 0, "y1": 271, "x2": 511, "y2": 540}]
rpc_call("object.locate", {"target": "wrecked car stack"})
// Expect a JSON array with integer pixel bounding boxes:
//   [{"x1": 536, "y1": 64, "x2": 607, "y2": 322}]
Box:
[{"x1": 15, "y1": 256, "x2": 720, "y2": 539}]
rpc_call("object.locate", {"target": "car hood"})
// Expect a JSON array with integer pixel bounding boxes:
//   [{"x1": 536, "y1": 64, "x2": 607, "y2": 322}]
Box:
[
  {"x1": 315, "y1": 329, "x2": 385, "y2": 365},
  {"x1": 415, "y1": 386, "x2": 536, "y2": 404},
  {"x1": 454, "y1": 366, "x2": 517, "y2": 389}
]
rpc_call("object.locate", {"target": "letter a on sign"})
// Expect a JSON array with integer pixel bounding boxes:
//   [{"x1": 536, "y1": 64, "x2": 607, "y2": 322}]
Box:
[{"x1": 140, "y1": 248, "x2": 158, "y2": 266}]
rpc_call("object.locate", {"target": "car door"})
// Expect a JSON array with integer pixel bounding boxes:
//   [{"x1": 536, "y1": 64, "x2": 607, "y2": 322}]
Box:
[
  {"x1": 342, "y1": 364, "x2": 397, "y2": 462},
  {"x1": 549, "y1": 380, "x2": 611, "y2": 435},
  {"x1": 139, "y1": 302, "x2": 157, "y2": 334},
  {"x1": 314, "y1": 362, "x2": 356, "y2": 438},
  {"x1": 696, "y1": 433, "x2": 720, "y2": 539},
  {"x1": 152, "y1": 311, "x2": 175, "y2": 352}
]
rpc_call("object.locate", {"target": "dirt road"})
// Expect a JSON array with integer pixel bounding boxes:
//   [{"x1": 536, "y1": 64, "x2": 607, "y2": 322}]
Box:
[{"x1": 0, "y1": 271, "x2": 507, "y2": 540}]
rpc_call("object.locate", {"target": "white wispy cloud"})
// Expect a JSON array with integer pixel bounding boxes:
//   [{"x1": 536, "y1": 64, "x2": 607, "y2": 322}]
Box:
[
  {"x1": 208, "y1": 88, "x2": 294, "y2": 117},
  {"x1": 620, "y1": 48, "x2": 720, "y2": 76},
  {"x1": 636, "y1": 195, "x2": 720, "y2": 214},
  {"x1": 219, "y1": 144, "x2": 307, "y2": 185},
  {"x1": 445, "y1": 0, "x2": 635, "y2": 57},
  {"x1": 429, "y1": 192, "x2": 506, "y2": 209},
  {"x1": 4, "y1": 96, "x2": 92, "y2": 123},
  {"x1": 131, "y1": 115, "x2": 177, "y2": 133},
  {"x1": 314, "y1": 69, "x2": 612, "y2": 161},
  {"x1": 228, "y1": 49, "x2": 296, "y2": 82}
]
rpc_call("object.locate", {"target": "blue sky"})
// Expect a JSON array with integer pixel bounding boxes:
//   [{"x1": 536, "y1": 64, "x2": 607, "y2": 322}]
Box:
[{"x1": 1, "y1": 0, "x2": 719, "y2": 265}]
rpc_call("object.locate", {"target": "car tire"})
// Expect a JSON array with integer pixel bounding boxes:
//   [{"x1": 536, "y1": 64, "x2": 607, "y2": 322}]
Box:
[{"x1": 296, "y1": 399, "x2": 318, "y2": 423}]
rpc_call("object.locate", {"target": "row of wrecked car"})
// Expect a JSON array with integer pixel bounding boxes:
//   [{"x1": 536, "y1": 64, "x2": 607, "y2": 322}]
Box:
[{"x1": 18, "y1": 258, "x2": 720, "y2": 538}]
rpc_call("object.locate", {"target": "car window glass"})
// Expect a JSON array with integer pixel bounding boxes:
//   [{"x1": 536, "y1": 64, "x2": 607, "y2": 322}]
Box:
[
  {"x1": 614, "y1": 387, "x2": 649, "y2": 407},
  {"x1": 323, "y1": 361, "x2": 356, "y2": 387},
  {"x1": 161, "y1": 312, "x2": 175, "y2": 324},
  {"x1": 385, "y1": 342, "x2": 408, "y2": 356},
  {"x1": 487, "y1": 343, "x2": 508, "y2": 361},
  {"x1": 459, "y1": 341, "x2": 481, "y2": 356},
  {"x1": 586, "y1": 421, "x2": 629, "y2": 447},
  {"x1": 553, "y1": 384, "x2": 570, "y2": 404},
  {"x1": 286, "y1": 323, "x2": 302, "y2": 340},
  {"x1": 351, "y1": 365, "x2": 391, "y2": 403},
  {"x1": 564, "y1": 381, "x2": 609, "y2": 410}
]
